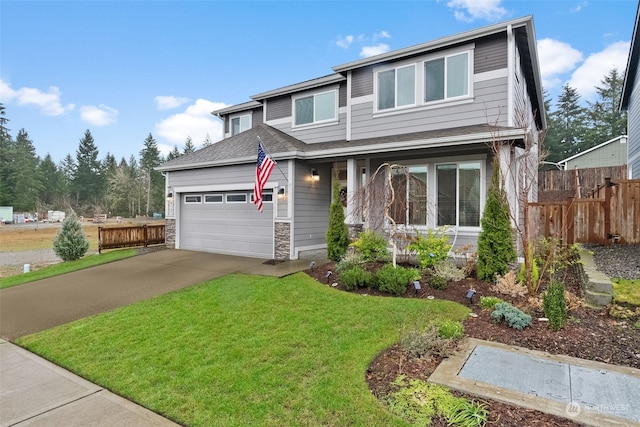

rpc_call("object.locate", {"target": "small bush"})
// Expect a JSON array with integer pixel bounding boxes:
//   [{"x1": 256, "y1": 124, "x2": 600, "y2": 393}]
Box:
[
  {"x1": 401, "y1": 326, "x2": 456, "y2": 359},
  {"x1": 479, "y1": 296, "x2": 504, "y2": 310},
  {"x1": 492, "y1": 270, "x2": 527, "y2": 298},
  {"x1": 517, "y1": 260, "x2": 539, "y2": 287},
  {"x1": 335, "y1": 251, "x2": 363, "y2": 275},
  {"x1": 340, "y1": 266, "x2": 373, "y2": 291},
  {"x1": 543, "y1": 280, "x2": 567, "y2": 331},
  {"x1": 326, "y1": 178, "x2": 350, "y2": 261},
  {"x1": 432, "y1": 259, "x2": 467, "y2": 282},
  {"x1": 52, "y1": 212, "x2": 89, "y2": 262},
  {"x1": 374, "y1": 263, "x2": 420, "y2": 295},
  {"x1": 408, "y1": 228, "x2": 452, "y2": 269},
  {"x1": 437, "y1": 319, "x2": 464, "y2": 340},
  {"x1": 428, "y1": 274, "x2": 448, "y2": 290},
  {"x1": 491, "y1": 302, "x2": 532, "y2": 330},
  {"x1": 350, "y1": 229, "x2": 389, "y2": 263}
]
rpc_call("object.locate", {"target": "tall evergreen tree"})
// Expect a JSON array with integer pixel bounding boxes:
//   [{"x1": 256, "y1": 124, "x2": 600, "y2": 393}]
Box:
[
  {"x1": 541, "y1": 89, "x2": 565, "y2": 164},
  {"x1": 0, "y1": 104, "x2": 13, "y2": 206},
  {"x1": 72, "y1": 130, "x2": 103, "y2": 210},
  {"x1": 167, "y1": 145, "x2": 181, "y2": 160},
  {"x1": 52, "y1": 211, "x2": 89, "y2": 261},
  {"x1": 11, "y1": 129, "x2": 42, "y2": 212},
  {"x1": 183, "y1": 136, "x2": 196, "y2": 154},
  {"x1": 477, "y1": 161, "x2": 516, "y2": 281},
  {"x1": 59, "y1": 154, "x2": 76, "y2": 208},
  {"x1": 581, "y1": 68, "x2": 627, "y2": 150},
  {"x1": 550, "y1": 84, "x2": 587, "y2": 159},
  {"x1": 139, "y1": 133, "x2": 163, "y2": 216},
  {"x1": 326, "y1": 171, "x2": 350, "y2": 261},
  {"x1": 38, "y1": 154, "x2": 63, "y2": 208}
]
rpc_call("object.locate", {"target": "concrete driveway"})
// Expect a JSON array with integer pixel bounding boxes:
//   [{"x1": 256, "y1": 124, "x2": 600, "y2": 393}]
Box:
[{"x1": 0, "y1": 249, "x2": 312, "y2": 341}]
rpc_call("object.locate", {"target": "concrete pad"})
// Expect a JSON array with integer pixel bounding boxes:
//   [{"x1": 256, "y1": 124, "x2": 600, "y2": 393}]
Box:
[
  {"x1": 430, "y1": 338, "x2": 640, "y2": 427},
  {"x1": 0, "y1": 341, "x2": 179, "y2": 427}
]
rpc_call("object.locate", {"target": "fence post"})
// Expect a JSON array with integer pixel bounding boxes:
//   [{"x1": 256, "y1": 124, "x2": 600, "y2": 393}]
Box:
[
  {"x1": 143, "y1": 224, "x2": 148, "y2": 248},
  {"x1": 604, "y1": 177, "x2": 611, "y2": 247},
  {"x1": 565, "y1": 197, "x2": 574, "y2": 245},
  {"x1": 98, "y1": 227, "x2": 103, "y2": 254}
]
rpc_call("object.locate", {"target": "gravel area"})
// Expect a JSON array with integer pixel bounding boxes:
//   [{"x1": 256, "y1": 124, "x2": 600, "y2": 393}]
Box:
[{"x1": 585, "y1": 244, "x2": 640, "y2": 280}]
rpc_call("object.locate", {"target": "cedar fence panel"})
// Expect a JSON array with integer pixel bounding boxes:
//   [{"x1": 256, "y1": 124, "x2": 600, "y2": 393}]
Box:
[
  {"x1": 98, "y1": 224, "x2": 165, "y2": 253},
  {"x1": 528, "y1": 178, "x2": 640, "y2": 245}
]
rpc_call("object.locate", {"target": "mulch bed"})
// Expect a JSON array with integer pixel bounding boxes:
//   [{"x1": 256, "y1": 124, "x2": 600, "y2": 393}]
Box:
[{"x1": 305, "y1": 262, "x2": 640, "y2": 426}]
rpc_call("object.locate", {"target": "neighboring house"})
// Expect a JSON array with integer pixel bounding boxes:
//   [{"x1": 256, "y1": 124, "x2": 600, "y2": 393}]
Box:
[
  {"x1": 157, "y1": 15, "x2": 545, "y2": 260},
  {"x1": 621, "y1": 1, "x2": 640, "y2": 179},
  {"x1": 558, "y1": 135, "x2": 628, "y2": 170}
]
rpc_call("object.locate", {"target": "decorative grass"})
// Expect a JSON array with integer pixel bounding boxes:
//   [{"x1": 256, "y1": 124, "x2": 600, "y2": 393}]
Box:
[
  {"x1": 612, "y1": 278, "x2": 640, "y2": 307},
  {"x1": 18, "y1": 273, "x2": 470, "y2": 427},
  {"x1": 0, "y1": 249, "x2": 136, "y2": 289}
]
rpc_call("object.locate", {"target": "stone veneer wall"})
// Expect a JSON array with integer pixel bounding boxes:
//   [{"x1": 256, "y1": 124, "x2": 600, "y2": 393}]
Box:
[
  {"x1": 165, "y1": 219, "x2": 176, "y2": 249},
  {"x1": 274, "y1": 222, "x2": 291, "y2": 260}
]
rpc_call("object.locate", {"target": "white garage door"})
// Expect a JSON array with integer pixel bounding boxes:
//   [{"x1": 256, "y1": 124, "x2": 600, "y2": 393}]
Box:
[{"x1": 179, "y1": 191, "x2": 274, "y2": 258}]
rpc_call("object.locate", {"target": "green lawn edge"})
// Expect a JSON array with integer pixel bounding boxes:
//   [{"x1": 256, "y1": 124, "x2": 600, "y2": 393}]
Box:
[
  {"x1": 612, "y1": 278, "x2": 640, "y2": 306},
  {"x1": 0, "y1": 249, "x2": 137, "y2": 289},
  {"x1": 18, "y1": 272, "x2": 470, "y2": 427}
]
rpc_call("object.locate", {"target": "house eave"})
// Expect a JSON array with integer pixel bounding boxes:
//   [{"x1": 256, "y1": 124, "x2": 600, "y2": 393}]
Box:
[{"x1": 251, "y1": 74, "x2": 346, "y2": 100}]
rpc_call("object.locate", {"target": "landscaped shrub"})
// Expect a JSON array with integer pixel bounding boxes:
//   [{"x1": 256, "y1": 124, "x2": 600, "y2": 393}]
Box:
[
  {"x1": 479, "y1": 296, "x2": 504, "y2": 310},
  {"x1": 350, "y1": 229, "x2": 388, "y2": 262},
  {"x1": 428, "y1": 274, "x2": 449, "y2": 290},
  {"x1": 52, "y1": 212, "x2": 89, "y2": 262},
  {"x1": 476, "y1": 161, "x2": 516, "y2": 281},
  {"x1": 490, "y1": 302, "x2": 532, "y2": 330},
  {"x1": 374, "y1": 263, "x2": 420, "y2": 295},
  {"x1": 491, "y1": 270, "x2": 527, "y2": 298},
  {"x1": 432, "y1": 259, "x2": 466, "y2": 282},
  {"x1": 401, "y1": 326, "x2": 455, "y2": 359},
  {"x1": 335, "y1": 251, "x2": 363, "y2": 275},
  {"x1": 543, "y1": 280, "x2": 567, "y2": 331},
  {"x1": 437, "y1": 319, "x2": 464, "y2": 340},
  {"x1": 326, "y1": 177, "x2": 350, "y2": 262},
  {"x1": 517, "y1": 259, "x2": 539, "y2": 287},
  {"x1": 386, "y1": 376, "x2": 488, "y2": 427},
  {"x1": 340, "y1": 266, "x2": 373, "y2": 291},
  {"x1": 408, "y1": 228, "x2": 452, "y2": 269}
]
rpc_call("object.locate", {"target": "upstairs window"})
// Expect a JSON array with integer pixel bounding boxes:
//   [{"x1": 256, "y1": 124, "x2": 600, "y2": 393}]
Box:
[
  {"x1": 294, "y1": 90, "x2": 337, "y2": 126},
  {"x1": 377, "y1": 64, "x2": 415, "y2": 111},
  {"x1": 231, "y1": 115, "x2": 250, "y2": 135},
  {"x1": 425, "y1": 52, "x2": 469, "y2": 102}
]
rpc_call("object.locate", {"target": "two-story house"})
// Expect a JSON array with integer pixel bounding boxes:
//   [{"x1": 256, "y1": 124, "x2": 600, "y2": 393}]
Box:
[
  {"x1": 157, "y1": 15, "x2": 545, "y2": 260},
  {"x1": 622, "y1": 0, "x2": 640, "y2": 179}
]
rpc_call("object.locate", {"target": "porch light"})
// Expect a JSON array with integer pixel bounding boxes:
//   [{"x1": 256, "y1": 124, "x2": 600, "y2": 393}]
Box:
[
  {"x1": 166, "y1": 191, "x2": 173, "y2": 199},
  {"x1": 311, "y1": 168, "x2": 320, "y2": 182},
  {"x1": 278, "y1": 186, "x2": 286, "y2": 199}
]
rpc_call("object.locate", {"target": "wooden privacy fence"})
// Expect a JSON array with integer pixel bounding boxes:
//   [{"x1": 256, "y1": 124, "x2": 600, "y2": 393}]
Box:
[
  {"x1": 98, "y1": 224, "x2": 165, "y2": 253},
  {"x1": 528, "y1": 178, "x2": 640, "y2": 245}
]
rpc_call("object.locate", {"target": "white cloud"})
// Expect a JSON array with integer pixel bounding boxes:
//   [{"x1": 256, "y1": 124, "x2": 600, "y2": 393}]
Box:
[
  {"x1": 154, "y1": 95, "x2": 190, "y2": 110},
  {"x1": 373, "y1": 31, "x2": 391, "y2": 41},
  {"x1": 360, "y1": 44, "x2": 390, "y2": 58},
  {"x1": 80, "y1": 105, "x2": 118, "y2": 126},
  {"x1": 537, "y1": 38, "x2": 584, "y2": 90},
  {"x1": 336, "y1": 35, "x2": 354, "y2": 49},
  {"x1": 155, "y1": 98, "x2": 228, "y2": 145},
  {"x1": 447, "y1": 0, "x2": 507, "y2": 22},
  {"x1": 157, "y1": 143, "x2": 175, "y2": 159},
  {"x1": 569, "y1": 41, "x2": 630, "y2": 101},
  {"x1": 0, "y1": 79, "x2": 75, "y2": 116}
]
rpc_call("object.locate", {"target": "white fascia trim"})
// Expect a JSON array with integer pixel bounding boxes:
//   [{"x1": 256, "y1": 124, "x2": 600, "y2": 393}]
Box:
[
  {"x1": 475, "y1": 68, "x2": 508, "y2": 82},
  {"x1": 175, "y1": 182, "x2": 280, "y2": 193},
  {"x1": 351, "y1": 94, "x2": 374, "y2": 105},
  {"x1": 288, "y1": 160, "x2": 295, "y2": 259}
]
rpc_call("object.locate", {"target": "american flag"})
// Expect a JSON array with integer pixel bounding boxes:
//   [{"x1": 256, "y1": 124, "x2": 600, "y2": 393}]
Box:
[{"x1": 253, "y1": 142, "x2": 275, "y2": 212}]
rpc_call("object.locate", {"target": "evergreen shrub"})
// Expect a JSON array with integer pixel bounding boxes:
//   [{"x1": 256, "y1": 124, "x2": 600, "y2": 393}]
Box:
[
  {"x1": 326, "y1": 178, "x2": 350, "y2": 261},
  {"x1": 490, "y1": 302, "x2": 532, "y2": 330},
  {"x1": 52, "y1": 212, "x2": 89, "y2": 262},
  {"x1": 350, "y1": 229, "x2": 388, "y2": 263},
  {"x1": 340, "y1": 266, "x2": 373, "y2": 291},
  {"x1": 374, "y1": 264, "x2": 420, "y2": 295},
  {"x1": 543, "y1": 280, "x2": 567, "y2": 331},
  {"x1": 408, "y1": 228, "x2": 452, "y2": 269}
]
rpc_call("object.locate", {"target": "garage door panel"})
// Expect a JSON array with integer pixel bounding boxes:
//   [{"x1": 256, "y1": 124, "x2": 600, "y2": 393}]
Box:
[{"x1": 180, "y1": 192, "x2": 274, "y2": 258}]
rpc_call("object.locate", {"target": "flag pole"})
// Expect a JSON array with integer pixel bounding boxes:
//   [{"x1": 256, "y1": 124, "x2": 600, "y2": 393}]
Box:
[{"x1": 257, "y1": 135, "x2": 290, "y2": 184}]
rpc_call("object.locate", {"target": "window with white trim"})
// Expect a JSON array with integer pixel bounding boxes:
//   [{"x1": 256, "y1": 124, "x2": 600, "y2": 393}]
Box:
[
  {"x1": 424, "y1": 51, "x2": 470, "y2": 102},
  {"x1": 184, "y1": 195, "x2": 202, "y2": 204},
  {"x1": 294, "y1": 90, "x2": 337, "y2": 126},
  {"x1": 226, "y1": 193, "x2": 247, "y2": 203},
  {"x1": 231, "y1": 115, "x2": 250, "y2": 135},
  {"x1": 390, "y1": 166, "x2": 427, "y2": 226},
  {"x1": 204, "y1": 194, "x2": 223, "y2": 203},
  {"x1": 436, "y1": 162, "x2": 480, "y2": 227},
  {"x1": 377, "y1": 64, "x2": 416, "y2": 111},
  {"x1": 250, "y1": 191, "x2": 273, "y2": 203}
]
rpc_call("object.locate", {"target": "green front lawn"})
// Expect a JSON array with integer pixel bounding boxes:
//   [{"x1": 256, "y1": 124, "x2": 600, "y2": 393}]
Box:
[
  {"x1": 18, "y1": 273, "x2": 469, "y2": 427},
  {"x1": 0, "y1": 249, "x2": 137, "y2": 289},
  {"x1": 612, "y1": 278, "x2": 640, "y2": 307}
]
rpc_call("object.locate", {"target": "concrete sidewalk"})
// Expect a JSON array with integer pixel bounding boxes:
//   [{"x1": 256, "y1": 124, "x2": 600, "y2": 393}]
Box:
[
  {"x1": 0, "y1": 249, "x2": 316, "y2": 426},
  {"x1": 430, "y1": 338, "x2": 640, "y2": 427}
]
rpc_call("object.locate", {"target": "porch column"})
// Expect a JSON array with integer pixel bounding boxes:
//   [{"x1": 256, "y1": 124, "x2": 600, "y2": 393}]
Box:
[{"x1": 346, "y1": 158, "x2": 362, "y2": 239}]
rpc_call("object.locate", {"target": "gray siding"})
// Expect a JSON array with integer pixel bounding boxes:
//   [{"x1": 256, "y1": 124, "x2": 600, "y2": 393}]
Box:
[
  {"x1": 352, "y1": 66, "x2": 374, "y2": 97},
  {"x1": 629, "y1": 68, "x2": 640, "y2": 178},
  {"x1": 339, "y1": 83, "x2": 348, "y2": 107},
  {"x1": 350, "y1": 77, "x2": 508, "y2": 140},
  {"x1": 566, "y1": 140, "x2": 628, "y2": 169},
  {"x1": 293, "y1": 161, "x2": 331, "y2": 249},
  {"x1": 168, "y1": 163, "x2": 288, "y2": 190},
  {"x1": 273, "y1": 112, "x2": 347, "y2": 143},
  {"x1": 475, "y1": 34, "x2": 507, "y2": 73},
  {"x1": 266, "y1": 95, "x2": 291, "y2": 121},
  {"x1": 252, "y1": 108, "x2": 264, "y2": 127}
]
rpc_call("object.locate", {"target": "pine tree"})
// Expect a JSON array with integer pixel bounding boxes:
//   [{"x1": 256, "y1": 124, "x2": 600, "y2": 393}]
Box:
[
  {"x1": 52, "y1": 212, "x2": 90, "y2": 261},
  {"x1": 326, "y1": 172, "x2": 350, "y2": 262},
  {"x1": 183, "y1": 136, "x2": 196, "y2": 154},
  {"x1": 550, "y1": 84, "x2": 587, "y2": 159},
  {"x1": 581, "y1": 68, "x2": 627, "y2": 150},
  {"x1": 476, "y1": 161, "x2": 516, "y2": 281}
]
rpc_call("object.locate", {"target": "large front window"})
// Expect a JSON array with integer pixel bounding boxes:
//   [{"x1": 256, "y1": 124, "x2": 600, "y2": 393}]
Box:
[
  {"x1": 437, "y1": 162, "x2": 480, "y2": 227},
  {"x1": 425, "y1": 52, "x2": 469, "y2": 102},
  {"x1": 390, "y1": 166, "x2": 428, "y2": 225},
  {"x1": 294, "y1": 90, "x2": 337, "y2": 126},
  {"x1": 377, "y1": 64, "x2": 415, "y2": 111}
]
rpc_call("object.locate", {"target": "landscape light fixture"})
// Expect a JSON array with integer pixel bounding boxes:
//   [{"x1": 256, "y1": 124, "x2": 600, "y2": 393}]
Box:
[{"x1": 311, "y1": 168, "x2": 320, "y2": 182}]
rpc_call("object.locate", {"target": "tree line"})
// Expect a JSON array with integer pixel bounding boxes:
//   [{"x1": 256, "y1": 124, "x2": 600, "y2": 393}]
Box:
[
  {"x1": 0, "y1": 103, "x2": 204, "y2": 218},
  {"x1": 0, "y1": 67, "x2": 627, "y2": 216}
]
